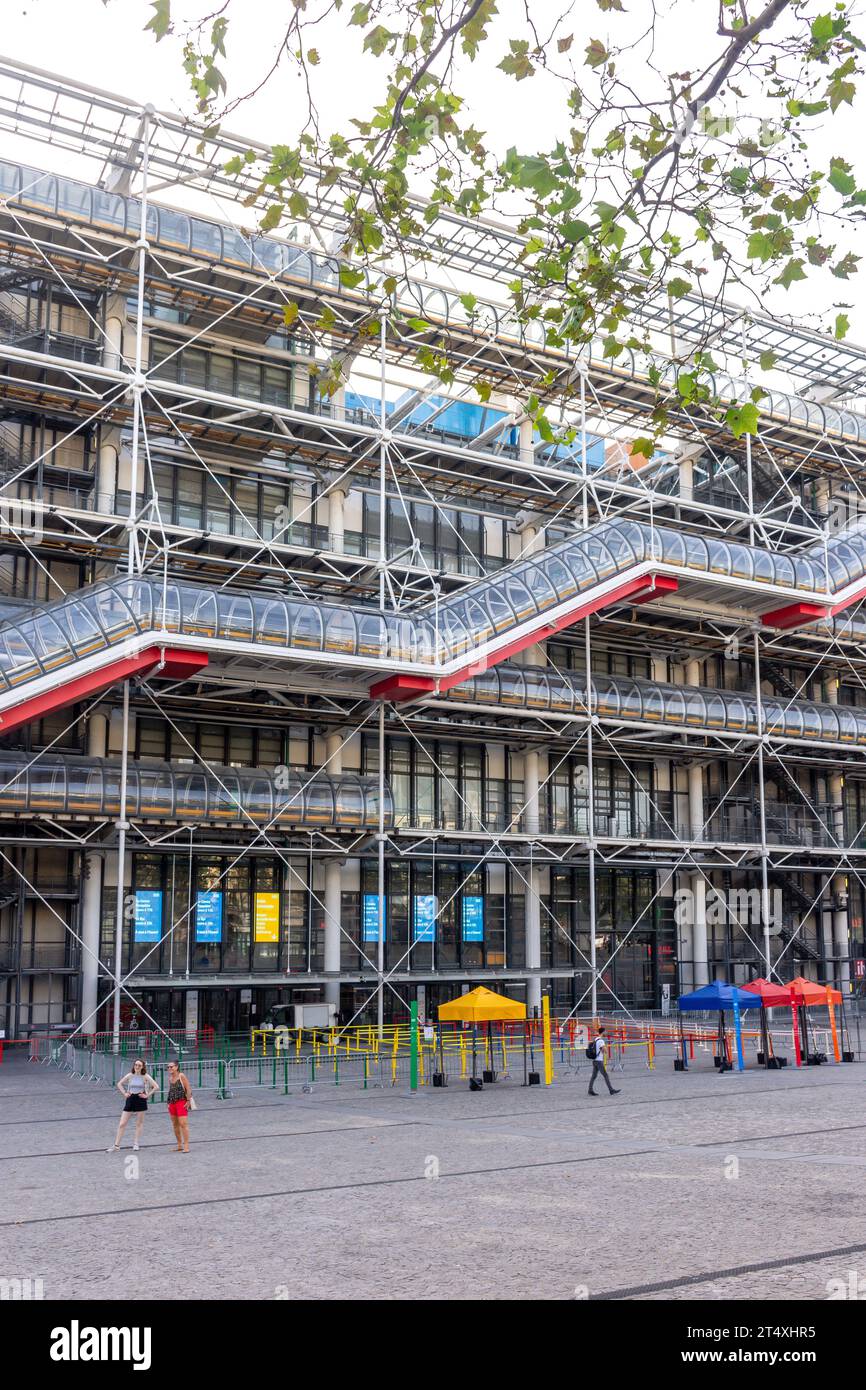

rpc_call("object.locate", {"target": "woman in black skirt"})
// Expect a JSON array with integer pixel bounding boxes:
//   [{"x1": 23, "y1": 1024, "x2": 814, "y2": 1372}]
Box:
[{"x1": 107, "y1": 1057, "x2": 158, "y2": 1152}]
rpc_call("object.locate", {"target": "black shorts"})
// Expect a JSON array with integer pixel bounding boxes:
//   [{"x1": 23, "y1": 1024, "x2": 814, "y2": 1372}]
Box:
[{"x1": 123, "y1": 1094, "x2": 148, "y2": 1113}]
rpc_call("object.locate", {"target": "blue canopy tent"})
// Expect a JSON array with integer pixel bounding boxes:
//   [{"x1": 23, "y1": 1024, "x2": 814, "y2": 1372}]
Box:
[{"x1": 678, "y1": 983, "x2": 764, "y2": 1072}]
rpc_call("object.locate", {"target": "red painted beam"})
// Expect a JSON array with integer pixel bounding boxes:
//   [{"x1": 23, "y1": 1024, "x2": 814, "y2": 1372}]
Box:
[
  {"x1": 370, "y1": 572, "x2": 676, "y2": 701},
  {"x1": 440, "y1": 573, "x2": 678, "y2": 697},
  {"x1": 442, "y1": 572, "x2": 677, "y2": 685},
  {"x1": 631, "y1": 574, "x2": 679, "y2": 605},
  {"x1": 761, "y1": 601, "x2": 827, "y2": 632},
  {"x1": 829, "y1": 580, "x2": 866, "y2": 618},
  {"x1": 0, "y1": 646, "x2": 208, "y2": 734},
  {"x1": 369, "y1": 673, "x2": 436, "y2": 703},
  {"x1": 156, "y1": 649, "x2": 209, "y2": 680}
]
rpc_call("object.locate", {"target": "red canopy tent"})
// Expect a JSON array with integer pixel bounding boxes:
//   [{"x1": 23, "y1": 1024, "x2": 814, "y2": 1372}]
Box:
[
  {"x1": 741, "y1": 978, "x2": 793, "y2": 1067},
  {"x1": 741, "y1": 978, "x2": 793, "y2": 1006}
]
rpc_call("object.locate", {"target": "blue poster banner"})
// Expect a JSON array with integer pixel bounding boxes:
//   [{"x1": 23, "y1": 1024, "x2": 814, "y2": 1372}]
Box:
[
  {"x1": 195, "y1": 890, "x2": 223, "y2": 943},
  {"x1": 462, "y1": 895, "x2": 484, "y2": 942},
  {"x1": 362, "y1": 894, "x2": 386, "y2": 943},
  {"x1": 134, "y1": 889, "x2": 163, "y2": 944},
  {"x1": 413, "y1": 894, "x2": 437, "y2": 942}
]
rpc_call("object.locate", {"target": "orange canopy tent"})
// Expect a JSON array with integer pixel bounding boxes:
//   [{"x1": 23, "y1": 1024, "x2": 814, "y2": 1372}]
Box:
[
  {"x1": 786, "y1": 977, "x2": 845, "y2": 1066},
  {"x1": 787, "y1": 976, "x2": 842, "y2": 1005}
]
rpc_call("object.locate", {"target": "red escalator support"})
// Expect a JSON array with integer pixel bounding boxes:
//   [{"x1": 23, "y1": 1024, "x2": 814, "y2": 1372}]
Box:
[
  {"x1": 0, "y1": 646, "x2": 208, "y2": 734},
  {"x1": 369, "y1": 673, "x2": 436, "y2": 702},
  {"x1": 829, "y1": 580, "x2": 866, "y2": 617},
  {"x1": 760, "y1": 601, "x2": 827, "y2": 631},
  {"x1": 370, "y1": 572, "x2": 677, "y2": 701},
  {"x1": 762, "y1": 579, "x2": 866, "y2": 631}
]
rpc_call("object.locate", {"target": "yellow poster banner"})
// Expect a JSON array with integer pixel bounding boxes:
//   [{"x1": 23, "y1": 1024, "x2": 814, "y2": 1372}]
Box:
[{"x1": 254, "y1": 891, "x2": 280, "y2": 943}]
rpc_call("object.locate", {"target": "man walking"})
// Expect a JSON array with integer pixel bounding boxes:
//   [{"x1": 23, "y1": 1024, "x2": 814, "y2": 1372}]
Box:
[{"x1": 588, "y1": 1026, "x2": 620, "y2": 1097}]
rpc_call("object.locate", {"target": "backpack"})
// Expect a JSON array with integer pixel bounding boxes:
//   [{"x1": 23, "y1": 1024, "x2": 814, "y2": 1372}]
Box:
[{"x1": 585, "y1": 1039, "x2": 598, "y2": 1060}]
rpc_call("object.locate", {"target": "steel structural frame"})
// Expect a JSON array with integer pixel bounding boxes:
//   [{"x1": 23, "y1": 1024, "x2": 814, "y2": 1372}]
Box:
[{"x1": 0, "y1": 58, "x2": 864, "y2": 1034}]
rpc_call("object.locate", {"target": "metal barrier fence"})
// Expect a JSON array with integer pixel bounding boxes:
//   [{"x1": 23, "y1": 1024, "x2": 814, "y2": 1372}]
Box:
[
  {"x1": 28, "y1": 1013, "x2": 852, "y2": 1096},
  {"x1": 16, "y1": 1011, "x2": 856, "y2": 1095}
]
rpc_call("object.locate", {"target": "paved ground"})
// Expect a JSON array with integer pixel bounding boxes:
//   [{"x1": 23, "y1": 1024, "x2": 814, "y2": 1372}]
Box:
[{"x1": 1, "y1": 1049, "x2": 865, "y2": 1300}]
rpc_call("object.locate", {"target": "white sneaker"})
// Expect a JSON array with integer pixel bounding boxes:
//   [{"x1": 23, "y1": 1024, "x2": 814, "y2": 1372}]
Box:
[
  {"x1": 132, "y1": 1143, "x2": 140, "y2": 1152},
  {"x1": 107, "y1": 1144, "x2": 119, "y2": 1152}
]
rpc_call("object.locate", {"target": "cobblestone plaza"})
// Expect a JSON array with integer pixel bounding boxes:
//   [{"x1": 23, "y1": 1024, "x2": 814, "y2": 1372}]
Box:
[{"x1": 3, "y1": 1052, "x2": 865, "y2": 1302}]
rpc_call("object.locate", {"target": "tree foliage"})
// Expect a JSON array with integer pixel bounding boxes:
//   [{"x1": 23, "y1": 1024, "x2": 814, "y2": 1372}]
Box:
[{"x1": 137, "y1": 0, "x2": 866, "y2": 442}]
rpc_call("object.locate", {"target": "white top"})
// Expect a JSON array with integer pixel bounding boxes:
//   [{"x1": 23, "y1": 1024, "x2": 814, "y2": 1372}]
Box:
[
  {"x1": 123, "y1": 1073, "x2": 148, "y2": 1094},
  {"x1": 594, "y1": 1036, "x2": 606, "y2": 1062}
]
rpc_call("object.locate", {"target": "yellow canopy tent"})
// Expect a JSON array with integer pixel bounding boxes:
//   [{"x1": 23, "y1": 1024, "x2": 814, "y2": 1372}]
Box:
[
  {"x1": 438, "y1": 986, "x2": 527, "y2": 1023},
  {"x1": 438, "y1": 988, "x2": 527, "y2": 1088}
]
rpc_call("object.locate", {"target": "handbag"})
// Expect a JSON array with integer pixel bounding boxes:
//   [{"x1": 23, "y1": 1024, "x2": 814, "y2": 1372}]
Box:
[{"x1": 188, "y1": 1094, "x2": 197, "y2": 1111}]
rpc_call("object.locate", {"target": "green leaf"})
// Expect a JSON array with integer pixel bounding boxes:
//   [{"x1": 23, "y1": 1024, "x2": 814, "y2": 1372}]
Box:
[
  {"x1": 339, "y1": 265, "x2": 364, "y2": 289},
  {"x1": 282, "y1": 302, "x2": 300, "y2": 327},
  {"x1": 829, "y1": 162, "x2": 856, "y2": 196},
  {"x1": 666, "y1": 277, "x2": 692, "y2": 299},
  {"x1": 561, "y1": 218, "x2": 590, "y2": 243},
  {"x1": 585, "y1": 39, "x2": 608, "y2": 69},
  {"x1": 835, "y1": 313, "x2": 850, "y2": 340},
  {"x1": 499, "y1": 39, "x2": 535, "y2": 81},
  {"x1": 363, "y1": 25, "x2": 394, "y2": 56},
  {"x1": 774, "y1": 258, "x2": 806, "y2": 289},
  {"x1": 747, "y1": 232, "x2": 775, "y2": 263},
  {"x1": 145, "y1": 0, "x2": 171, "y2": 40},
  {"x1": 811, "y1": 14, "x2": 835, "y2": 43},
  {"x1": 726, "y1": 402, "x2": 760, "y2": 438},
  {"x1": 260, "y1": 204, "x2": 283, "y2": 232},
  {"x1": 759, "y1": 350, "x2": 777, "y2": 372},
  {"x1": 631, "y1": 436, "x2": 655, "y2": 458},
  {"x1": 287, "y1": 190, "x2": 309, "y2": 219}
]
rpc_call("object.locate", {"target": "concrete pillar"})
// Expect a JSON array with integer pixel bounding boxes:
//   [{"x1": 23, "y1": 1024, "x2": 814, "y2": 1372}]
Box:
[
  {"x1": 824, "y1": 679, "x2": 850, "y2": 988},
  {"x1": 104, "y1": 293, "x2": 126, "y2": 372},
  {"x1": 691, "y1": 874, "x2": 709, "y2": 988},
  {"x1": 80, "y1": 709, "x2": 109, "y2": 1032},
  {"x1": 830, "y1": 771, "x2": 849, "y2": 992},
  {"x1": 679, "y1": 457, "x2": 693, "y2": 502},
  {"x1": 688, "y1": 762, "x2": 705, "y2": 842},
  {"x1": 687, "y1": 755, "x2": 708, "y2": 987},
  {"x1": 526, "y1": 865, "x2": 542, "y2": 1015},
  {"x1": 518, "y1": 417, "x2": 533, "y2": 467},
  {"x1": 815, "y1": 476, "x2": 831, "y2": 527},
  {"x1": 328, "y1": 485, "x2": 346, "y2": 555},
  {"x1": 523, "y1": 748, "x2": 540, "y2": 835},
  {"x1": 97, "y1": 433, "x2": 119, "y2": 514},
  {"x1": 323, "y1": 730, "x2": 343, "y2": 1008},
  {"x1": 518, "y1": 516, "x2": 547, "y2": 664},
  {"x1": 651, "y1": 656, "x2": 668, "y2": 683}
]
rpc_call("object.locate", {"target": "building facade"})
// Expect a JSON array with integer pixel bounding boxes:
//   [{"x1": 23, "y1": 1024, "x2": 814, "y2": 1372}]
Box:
[{"x1": 0, "y1": 61, "x2": 865, "y2": 1038}]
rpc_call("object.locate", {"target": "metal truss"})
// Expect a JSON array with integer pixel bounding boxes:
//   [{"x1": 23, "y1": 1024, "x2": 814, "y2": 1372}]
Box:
[{"x1": 1, "y1": 56, "x2": 865, "y2": 1035}]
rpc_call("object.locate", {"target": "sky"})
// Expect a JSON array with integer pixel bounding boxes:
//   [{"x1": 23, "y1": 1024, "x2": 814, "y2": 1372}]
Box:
[{"x1": 2, "y1": 0, "x2": 865, "y2": 391}]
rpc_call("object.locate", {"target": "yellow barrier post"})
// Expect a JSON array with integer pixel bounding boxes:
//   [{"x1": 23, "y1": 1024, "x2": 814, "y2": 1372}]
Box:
[{"x1": 542, "y1": 995, "x2": 553, "y2": 1085}]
